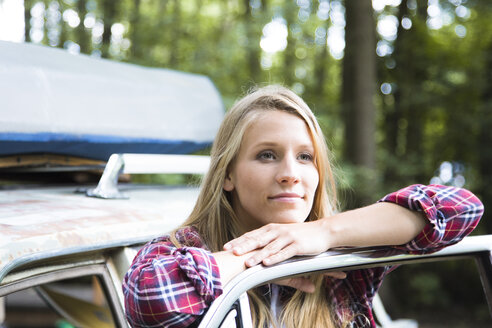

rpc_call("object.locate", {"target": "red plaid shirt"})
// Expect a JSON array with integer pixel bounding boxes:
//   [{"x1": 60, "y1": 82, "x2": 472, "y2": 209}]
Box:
[{"x1": 123, "y1": 184, "x2": 483, "y2": 327}]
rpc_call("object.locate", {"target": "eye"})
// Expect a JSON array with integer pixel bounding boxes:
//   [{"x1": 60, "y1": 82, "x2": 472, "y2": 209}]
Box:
[
  {"x1": 257, "y1": 150, "x2": 276, "y2": 161},
  {"x1": 298, "y1": 152, "x2": 314, "y2": 162}
]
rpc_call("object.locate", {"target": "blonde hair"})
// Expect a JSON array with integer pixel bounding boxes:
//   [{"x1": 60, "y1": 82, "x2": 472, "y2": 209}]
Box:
[{"x1": 172, "y1": 85, "x2": 343, "y2": 327}]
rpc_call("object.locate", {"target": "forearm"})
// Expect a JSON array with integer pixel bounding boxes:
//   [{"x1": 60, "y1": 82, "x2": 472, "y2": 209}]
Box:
[
  {"x1": 214, "y1": 250, "x2": 257, "y2": 285},
  {"x1": 323, "y1": 202, "x2": 427, "y2": 249}
]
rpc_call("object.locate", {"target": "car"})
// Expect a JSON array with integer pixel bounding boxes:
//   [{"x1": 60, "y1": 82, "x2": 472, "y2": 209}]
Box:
[
  {"x1": 1, "y1": 41, "x2": 491, "y2": 328},
  {"x1": 199, "y1": 235, "x2": 492, "y2": 327},
  {"x1": 0, "y1": 40, "x2": 222, "y2": 328}
]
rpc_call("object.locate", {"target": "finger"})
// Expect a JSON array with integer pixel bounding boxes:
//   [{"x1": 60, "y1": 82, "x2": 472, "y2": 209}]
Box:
[
  {"x1": 261, "y1": 243, "x2": 298, "y2": 266},
  {"x1": 324, "y1": 271, "x2": 347, "y2": 279},
  {"x1": 276, "y1": 277, "x2": 315, "y2": 293},
  {"x1": 232, "y1": 233, "x2": 273, "y2": 255},
  {"x1": 223, "y1": 229, "x2": 264, "y2": 251},
  {"x1": 244, "y1": 237, "x2": 290, "y2": 267},
  {"x1": 224, "y1": 229, "x2": 278, "y2": 255}
]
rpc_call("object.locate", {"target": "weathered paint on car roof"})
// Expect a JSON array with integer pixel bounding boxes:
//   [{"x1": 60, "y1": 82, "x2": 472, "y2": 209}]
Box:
[{"x1": 0, "y1": 185, "x2": 198, "y2": 281}]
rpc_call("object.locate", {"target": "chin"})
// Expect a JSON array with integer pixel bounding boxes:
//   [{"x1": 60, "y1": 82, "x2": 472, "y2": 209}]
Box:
[{"x1": 272, "y1": 212, "x2": 308, "y2": 224}]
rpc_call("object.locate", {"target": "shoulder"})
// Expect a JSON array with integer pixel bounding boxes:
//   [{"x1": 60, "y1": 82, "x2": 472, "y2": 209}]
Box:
[{"x1": 149, "y1": 225, "x2": 210, "y2": 249}]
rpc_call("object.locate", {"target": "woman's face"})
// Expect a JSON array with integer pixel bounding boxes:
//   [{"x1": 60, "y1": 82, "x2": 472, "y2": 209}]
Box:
[{"x1": 223, "y1": 110, "x2": 319, "y2": 231}]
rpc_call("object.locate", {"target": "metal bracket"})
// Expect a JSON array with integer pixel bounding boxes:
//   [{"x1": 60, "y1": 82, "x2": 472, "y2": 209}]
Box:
[{"x1": 86, "y1": 154, "x2": 126, "y2": 199}]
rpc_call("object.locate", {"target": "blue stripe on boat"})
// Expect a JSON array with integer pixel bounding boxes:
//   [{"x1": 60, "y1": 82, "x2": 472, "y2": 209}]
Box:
[{"x1": 0, "y1": 133, "x2": 211, "y2": 161}]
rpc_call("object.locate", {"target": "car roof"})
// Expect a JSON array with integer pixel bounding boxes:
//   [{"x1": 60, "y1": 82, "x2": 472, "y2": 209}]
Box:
[{"x1": 0, "y1": 184, "x2": 199, "y2": 282}]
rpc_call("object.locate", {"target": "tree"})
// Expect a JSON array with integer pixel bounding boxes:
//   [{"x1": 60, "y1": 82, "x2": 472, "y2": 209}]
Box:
[
  {"x1": 477, "y1": 31, "x2": 492, "y2": 233},
  {"x1": 242, "y1": 0, "x2": 263, "y2": 83},
  {"x1": 100, "y1": 0, "x2": 117, "y2": 58},
  {"x1": 24, "y1": 0, "x2": 32, "y2": 42},
  {"x1": 282, "y1": 0, "x2": 298, "y2": 87},
  {"x1": 76, "y1": 0, "x2": 91, "y2": 54},
  {"x1": 341, "y1": 0, "x2": 377, "y2": 207}
]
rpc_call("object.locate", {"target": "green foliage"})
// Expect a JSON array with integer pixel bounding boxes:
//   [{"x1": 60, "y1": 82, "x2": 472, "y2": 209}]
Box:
[
  {"x1": 131, "y1": 173, "x2": 202, "y2": 186},
  {"x1": 24, "y1": 0, "x2": 492, "y2": 215},
  {"x1": 21, "y1": 0, "x2": 492, "y2": 325}
]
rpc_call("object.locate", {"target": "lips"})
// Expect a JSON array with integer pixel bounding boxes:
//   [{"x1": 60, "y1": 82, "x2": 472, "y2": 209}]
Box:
[{"x1": 268, "y1": 192, "x2": 304, "y2": 202}]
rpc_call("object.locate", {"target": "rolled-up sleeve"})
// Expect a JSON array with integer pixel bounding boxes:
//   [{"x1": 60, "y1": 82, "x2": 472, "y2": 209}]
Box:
[
  {"x1": 379, "y1": 184, "x2": 484, "y2": 254},
  {"x1": 123, "y1": 229, "x2": 222, "y2": 328}
]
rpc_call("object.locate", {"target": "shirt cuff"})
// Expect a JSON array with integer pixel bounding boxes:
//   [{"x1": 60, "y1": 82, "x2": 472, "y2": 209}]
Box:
[{"x1": 378, "y1": 184, "x2": 483, "y2": 254}]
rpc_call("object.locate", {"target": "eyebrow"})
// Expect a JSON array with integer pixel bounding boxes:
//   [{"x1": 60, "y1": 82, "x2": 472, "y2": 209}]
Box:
[
  {"x1": 252, "y1": 141, "x2": 278, "y2": 148},
  {"x1": 251, "y1": 141, "x2": 314, "y2": 150}
]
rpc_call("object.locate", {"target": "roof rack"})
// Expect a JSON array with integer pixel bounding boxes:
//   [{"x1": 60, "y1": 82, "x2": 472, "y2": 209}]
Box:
[{"x1": 86, "y1": 153, "x2": 210, "y2": 199}]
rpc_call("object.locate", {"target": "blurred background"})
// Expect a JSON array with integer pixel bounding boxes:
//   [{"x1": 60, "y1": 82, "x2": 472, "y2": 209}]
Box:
[{"x1": 1, "y1": 0, "x2": 491, "y2": 326}]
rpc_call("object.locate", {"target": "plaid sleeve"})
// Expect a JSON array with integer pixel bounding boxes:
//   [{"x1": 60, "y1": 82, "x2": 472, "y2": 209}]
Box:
[
  {"x1": 379, "y1": 184, "x2": 484, "y2": 254},
  {"x1": 122, "y1": 230, "x2": 222, "y2": 328}
]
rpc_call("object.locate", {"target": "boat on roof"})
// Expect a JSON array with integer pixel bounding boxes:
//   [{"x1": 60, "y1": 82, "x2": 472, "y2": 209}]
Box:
[{"x1": 0, "y1": 40, "x2": 224, "y2": 162}]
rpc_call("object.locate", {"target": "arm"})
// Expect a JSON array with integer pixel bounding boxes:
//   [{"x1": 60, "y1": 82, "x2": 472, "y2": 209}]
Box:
[
  {"x1": 225, "y1": 184, "x2": 483, "y2": 266},
  {"x1": 321, "y1": 201, "x2": 426, "y2": 249},
  {"x1": 122, "y1": 229, "x2": 222, "y2": 328},
  {"x1": 379, "y1": 184, "x2": 483, "y2": 253},
  {"x1": 331, "y1": 184, "x2": 484, "y2": 326}
]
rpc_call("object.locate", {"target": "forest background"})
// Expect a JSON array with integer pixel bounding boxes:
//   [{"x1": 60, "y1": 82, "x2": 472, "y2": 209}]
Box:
[{"x1": 4, "y1": 0, "x2": 492, "y2": 326}]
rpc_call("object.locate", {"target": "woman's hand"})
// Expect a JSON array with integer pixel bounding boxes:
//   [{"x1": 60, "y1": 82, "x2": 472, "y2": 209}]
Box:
[
  {"x1": 223, "y1": 219, "x2": 332, "y2": 267},
  {"x1": 223, "y1": 202, "x2": 427, "y2": 269}
]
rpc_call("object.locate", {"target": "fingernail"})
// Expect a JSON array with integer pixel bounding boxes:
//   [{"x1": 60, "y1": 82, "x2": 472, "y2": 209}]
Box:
[
  {"x1": 263, "y1": 258, "x2": 271, "y2": 265},
  {"x1": 246, "y1": 259, "x2": 254, "y2": 266},
  {"x1": 223, "y1": 243, "x2": 231, "y2": 250}
]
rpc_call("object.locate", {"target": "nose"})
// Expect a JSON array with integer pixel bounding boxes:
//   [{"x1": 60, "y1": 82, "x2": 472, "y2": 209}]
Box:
[{"x1": 276, "y1": 155, "x2": 300, "y2": 185}]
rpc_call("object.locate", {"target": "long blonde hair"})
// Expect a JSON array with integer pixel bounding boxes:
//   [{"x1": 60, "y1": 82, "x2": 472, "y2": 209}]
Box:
[{"x1": 172, "y1": 85, "x2": 342, "y2": 327}]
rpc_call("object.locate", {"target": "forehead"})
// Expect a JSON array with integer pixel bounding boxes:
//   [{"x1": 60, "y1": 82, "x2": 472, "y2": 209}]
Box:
[{"x1": 242, "y1": 110, "x2": 314, "y2": 146}]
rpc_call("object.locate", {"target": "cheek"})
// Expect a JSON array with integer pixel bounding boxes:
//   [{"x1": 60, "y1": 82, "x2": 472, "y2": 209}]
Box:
[
  {"x1": 233, "y1": 165, "x2": 260, "y2": 197},
  {"x1": 306, "y1": 167, "x2": 320, "y2": 193},
  {"x1": 235, "y1": 162, "x2": 271, "y2": 188}
]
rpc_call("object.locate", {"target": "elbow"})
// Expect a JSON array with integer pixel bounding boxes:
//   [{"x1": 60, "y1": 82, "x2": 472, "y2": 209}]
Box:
[
  {"x1": 436, "y1": 187, "x2": 484, "y2": 241},
  {"x1": 122, "y1": 268, "x2": 170, "y2": 327},
  {"x1": 459, "y1": 188, "x2": 484, "y2": 232}
]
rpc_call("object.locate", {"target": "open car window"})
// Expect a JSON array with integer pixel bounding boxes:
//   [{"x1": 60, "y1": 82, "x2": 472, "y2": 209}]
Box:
[
  {"x1": 377, "y1": 257, "x2": 492, "y2": 327},
  {"x1": 2, "y1": 275, "x2": 117, "y2": 328},
  {"x1": 0, "y1": 256, "x2": 128, "y2": 328}
]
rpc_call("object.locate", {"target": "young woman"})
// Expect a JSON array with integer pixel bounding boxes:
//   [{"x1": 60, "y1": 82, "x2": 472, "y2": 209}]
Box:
[{"x1": 123, "y1": 85, "x2": 483, "y2": 328}]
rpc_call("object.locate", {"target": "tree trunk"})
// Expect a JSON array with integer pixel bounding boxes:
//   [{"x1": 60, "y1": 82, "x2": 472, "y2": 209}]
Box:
[
  {"x1": 168, "y1": 0, "x2": 181, "y2": 67},
  {"x1": 477, "y1": 40, "x2": 492, "y2": 233},
  {"x1": 313, "y1": 21, "x2": 329, "y2": 98},
  {"x1": 129, "y1": 0, "x2": 142, "y2": 60},
  {"x1": 101, "y1": 0, "x2": 117, "y2": 58},
  {"x1": 76, "y1": 0, "x2": 91, "y2": 54},
  {"x1": 42, "y1": 1, "x2": 48, "y2": 45},
  {"x1": 58, "y1": 1, "x2": 68, "y2": 50},
  {"x1": 24, "y1": 0, "x2": 32, "y2": 42},
  {"x1": 404, "y1": 0, "x2": 427, "y2": 182},
  {"x1": 386, "y1": 0, "x2": 409, "y2": 157},
  {"x1": 243, "y1": 0, "x2": 261, "y2": 83},
  {"x1": 342, "y1": 0, "x2": 377, "y2": 207},
  {"x1": 283, "y1": 1, "x2": 297, "y2": 87},
  {"x1": 383, "y1": 0, "x2": 408, "y2": 186}
]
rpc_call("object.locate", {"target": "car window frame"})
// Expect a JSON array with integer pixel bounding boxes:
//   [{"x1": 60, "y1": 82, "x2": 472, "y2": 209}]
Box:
[
  {"x1": 198, "y1": 235, "x2": 492, "y2": 328},
  {"x1": 0, "y1": 256, "x2": 128, "y2": 327}
]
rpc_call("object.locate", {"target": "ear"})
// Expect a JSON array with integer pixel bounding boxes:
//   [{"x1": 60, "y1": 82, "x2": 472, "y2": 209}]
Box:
[{"x1": 223, "y1": 174, "x2": 234, "y2": 192}]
